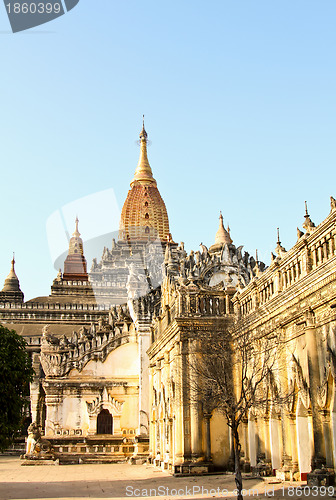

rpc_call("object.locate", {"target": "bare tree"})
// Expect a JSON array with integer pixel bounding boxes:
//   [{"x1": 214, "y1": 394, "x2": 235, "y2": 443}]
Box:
[{"x1": 187, "y1": 321, "x2": 289, "y2": 500}]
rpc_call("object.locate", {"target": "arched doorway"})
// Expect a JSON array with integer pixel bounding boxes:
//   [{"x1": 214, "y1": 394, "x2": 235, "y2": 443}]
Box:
[{"x1": 97, "y1": 409, "x2": 113, "y2": 434}]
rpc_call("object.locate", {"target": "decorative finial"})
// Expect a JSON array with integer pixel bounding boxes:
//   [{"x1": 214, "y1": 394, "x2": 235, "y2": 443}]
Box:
[
  {"x1": 275, "y1": 227, "x2": 286, "y2": 257},
  {"x1": 303, "y1": 200, "x2": 315, "y2": 234},
  {"x1": 131, "y1": 117, "x2": 154, "y2": 186},
  {"x1": 11, "y1": 252, "x2": 15, "y2": 270},
  {"x1": 227, "y1": 223, "x2": 230, "y2": 233},
  {"x1": 139, "y1": 115, "x2": 148, "y2": 141},
  {"x1": 73, "y1": 216, "x2": 80, "y2": 236},
  {"x1": 214, "y1": 211, "x2": 232, "y2": 245},
  {"x1": 253, "y1": 250, "x2": 261, "y2": 276},
  {"x1": 297, "y1": 227, "x2": 304, "y2": 240},
  {"x1": 330, "y1": 196, "x2": 336, "y2": 211}
]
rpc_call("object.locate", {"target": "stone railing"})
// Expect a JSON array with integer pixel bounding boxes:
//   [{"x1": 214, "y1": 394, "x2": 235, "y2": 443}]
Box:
[{"x1": 234, "y1": 200, "x2": 336, "y2": 317}]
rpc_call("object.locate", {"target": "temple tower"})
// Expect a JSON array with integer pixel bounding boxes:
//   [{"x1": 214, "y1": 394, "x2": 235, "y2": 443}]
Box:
[
  {"x1": 209, "y1": 212, "x2": 233, "y2": 253},
  {"x1": 0, "y1": 255, "x2": 24, "y2": 303},
  {"x1": 119, "y1": 119, "x2": 170, "y2": 243},
  {"x1": 63, "y1": 217, "x2": 89, "y2": 281}
]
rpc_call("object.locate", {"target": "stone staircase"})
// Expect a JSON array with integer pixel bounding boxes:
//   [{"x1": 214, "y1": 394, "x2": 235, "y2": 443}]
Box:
[{"x1": 1, "y1": 438, "x2": 26, "y2": 456}]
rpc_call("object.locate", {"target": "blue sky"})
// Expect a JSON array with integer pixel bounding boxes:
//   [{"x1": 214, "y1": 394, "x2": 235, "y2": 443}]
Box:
[{"x1": 0, "y1": 0, "x2": 335, "y2": 300}]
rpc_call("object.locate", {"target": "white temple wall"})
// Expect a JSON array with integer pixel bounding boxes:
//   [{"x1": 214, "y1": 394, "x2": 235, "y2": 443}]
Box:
[
  {"x1": 68, "y1": 342, "x2": 139, "y2": 378},
  {"x1": 248, "y1": 417, "x2": 257, "y2": 467},
  {"x1": 62, "y1": 396, "x2": 85, "y2": 431},
  {"x1": 43, "y1": 342, "x2": 140, "y2": 438},
  {"x1": 119, "y1": 394, "x2": 139, "y2": 430},
  {"x1": 269, "y1": 417, "x2": 281, "y2": 471},
  {"x1": 210, "y1": 411, "x2": 230, "y2": 467},
  {"x1": 296, "y1": 399, "x2": 311, "y2": 479}
]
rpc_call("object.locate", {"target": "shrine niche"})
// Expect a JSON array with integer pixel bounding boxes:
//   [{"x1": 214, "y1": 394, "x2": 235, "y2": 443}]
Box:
[
  {"x1": 86, "y1": 387, "x2": 123, "y2": 436},
  {"x1": 97, "y1": 409, "x2": 113, "y2": 435}
]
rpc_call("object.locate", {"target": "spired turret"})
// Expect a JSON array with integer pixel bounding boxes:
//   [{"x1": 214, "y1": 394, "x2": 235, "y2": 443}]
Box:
[
  {"x1": 209, "y1": 212, "x2": 232, "y2": 253},
  {"x1": 0, "y1": 255, "x2": 24, "y2": 303},
  {"x1": 119, "y1": 118, "x2": 171, "y2": 243},
  {"x1": 63, "y1": 217, "x2": 89, "y2": 281}
]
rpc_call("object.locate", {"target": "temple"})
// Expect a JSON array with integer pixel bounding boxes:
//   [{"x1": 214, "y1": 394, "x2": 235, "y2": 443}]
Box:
[{"x1": 1, "y1": 123, "x2": 336, "y2": 483}]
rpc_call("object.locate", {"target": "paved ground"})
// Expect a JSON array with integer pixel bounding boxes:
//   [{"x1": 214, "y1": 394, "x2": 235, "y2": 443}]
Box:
[{"x1": 0, "y1": 457, "x2": 333, "y2": 500}]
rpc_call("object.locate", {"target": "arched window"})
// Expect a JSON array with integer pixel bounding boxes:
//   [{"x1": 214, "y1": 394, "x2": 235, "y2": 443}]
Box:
[
  {"x1": 145, "y1": 213, "x2": 149, "y2": 219},
  {"x1": 97, "y1": 409, "x2": 113, "y2": 434},
  {"x1": 145, "y1": 226, "x2": 150, "y2": 234}
]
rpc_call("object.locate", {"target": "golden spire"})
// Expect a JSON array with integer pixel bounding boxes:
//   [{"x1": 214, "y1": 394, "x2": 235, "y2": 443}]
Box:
[
  {"x1": 215, "y1": 211, "x2": 232, "y2": 245},
  {"x1": 131, "y1": 116, "x2": 156, "y2": 187},
  {"x1": 119, "y1": 120, "x2": 171, "y2": 242}
]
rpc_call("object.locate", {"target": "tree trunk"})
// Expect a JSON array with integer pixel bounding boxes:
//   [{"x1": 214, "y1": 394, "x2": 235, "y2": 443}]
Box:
[
  {"x1": 205, "y1": 415, "x2": 211, "y2": 462},
  {"x1": 234, "y1": 425, "x2": 243, "y2": 500}
]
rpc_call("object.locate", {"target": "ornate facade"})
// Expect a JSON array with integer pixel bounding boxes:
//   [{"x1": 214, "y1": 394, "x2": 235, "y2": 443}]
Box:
[{"x1": 0, "y1": 123, "x2": 336, "y2": 479}]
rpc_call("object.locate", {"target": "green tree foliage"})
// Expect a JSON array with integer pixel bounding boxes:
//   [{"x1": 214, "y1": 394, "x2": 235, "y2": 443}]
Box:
[{"x1": 0, "y1": 325, "x2": 33, "y2": 451}]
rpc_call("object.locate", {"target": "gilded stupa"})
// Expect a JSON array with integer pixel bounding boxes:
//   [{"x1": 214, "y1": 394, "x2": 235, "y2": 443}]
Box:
[{"x1": 119, "y1": 118, "x2": 170, "y2": 242}]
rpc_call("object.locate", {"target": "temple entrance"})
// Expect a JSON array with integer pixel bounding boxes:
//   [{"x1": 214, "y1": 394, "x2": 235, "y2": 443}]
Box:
[{"x1": 97, "y1": 409, "x2": 113, "y2": 434}]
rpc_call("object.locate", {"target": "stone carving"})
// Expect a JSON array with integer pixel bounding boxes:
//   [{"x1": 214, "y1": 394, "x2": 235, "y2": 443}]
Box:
[
  {"x1": 331, "y1": 196, "x2": 336, "y2": 211},
  {"x1": 86, "y1": 387, "x2": 123, "y2": 416},
  {"x1": 317, "y1": 363, "x2": 330, "y2": 409},
  {"x1": 297, "y1": 227, "x2": 304, "y2": 240},
  {"x1": 40, "y1": 312, "x2": 133, "y2": 377},
  {"x1": 90, "y1": 258, "x2": 98, "y2": 272},
  {"x1": 292, "y1": 355, "x2": 310, "y2": 409},
  {"x1": 25, "y1": 422, "x2": 54, "y2": 459},
  {"x1": 42, "y1": 324, "x2": 60, "y2": 346},
  {"x1": 200, "y1": 242, "x2": 208, "y2": 261}
]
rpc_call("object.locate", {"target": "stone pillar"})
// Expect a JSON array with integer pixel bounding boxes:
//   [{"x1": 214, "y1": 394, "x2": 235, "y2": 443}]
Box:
[
  {"x1": 289, "y1": 413, "x2": 299, "y2": 471},
  {"x1": 30, "y1": 352, "x2": 41, "y2": 424},
  {"x1": 263, "y1": 417, "x2": 271, "y2": 464},
  {"x1": 189, "y1": 340, "x2": 202, "y2": 460},
  {"x1": 44, "y1": 391, "x2": 60, "y2": 437},
  {"x1": 321, "y1": 410, "x2": 333, "y2": 467},
  {"x1": 270, "y1": 415, "x2": 282, "y2": 471},
  {"x1": 138, "y1": 325, "x2": 151, "y2": 436},
  {"x1": 148, "y1": 368, "x2": 155, "y2": 459},
  {"x1": 301, "y1": 245, "x2": 311, "y2": 276},
  {"x1": 204, "y1": 414, "x2": 212, "y2": 462},
  {"x1": 296, "y1": 401, "x2": 312, "y2": 480},
  {"x1": 274, "y1": 267, "x2": 282, "y2": 295},
  {"x1": 241, "y1": 418, "x2": 250, "y2": 471},
  {"x1": 305, "y1": 310, "x2": 326, "y2": 468},
  {"x1": 173, "y1": 341, "x2": 184, "y2": 465},
  {"x1": 280, "y1": 412, "x2": 292, "y2": 468},
  {"x1": 256, "y1": 417, "x2": 266, "y2": 462},
  {"x1": 248, "y1": 416, "x2": 257, "y2": 467},
  {"x1": 225, "y1": 294, "x2": 230, "y2": 315}
]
